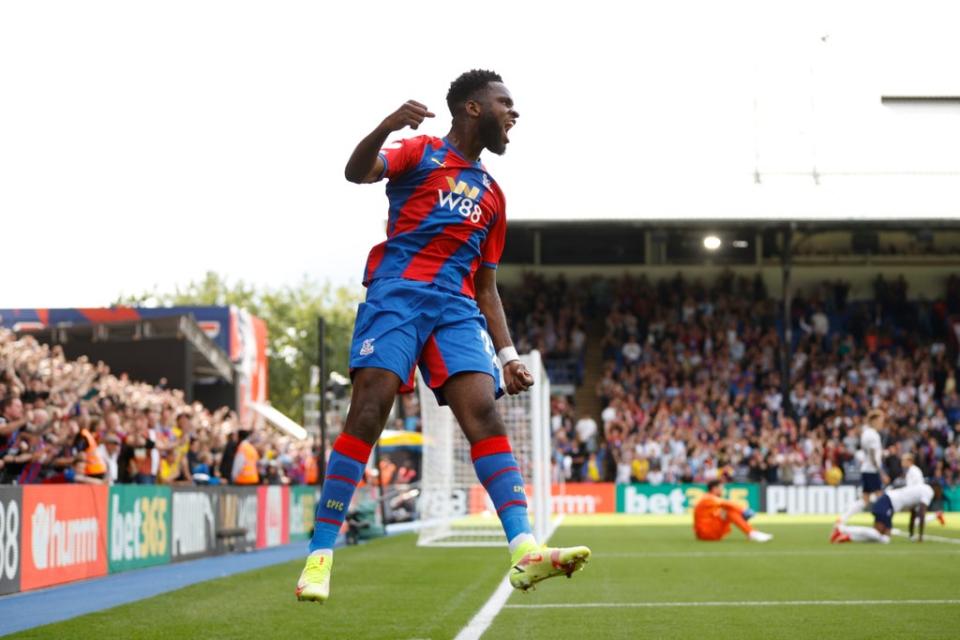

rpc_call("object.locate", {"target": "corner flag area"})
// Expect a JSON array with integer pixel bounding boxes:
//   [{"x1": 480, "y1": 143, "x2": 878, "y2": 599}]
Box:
[{"x1": 9, "y1": 514, "x2": 959, "y2": 640}]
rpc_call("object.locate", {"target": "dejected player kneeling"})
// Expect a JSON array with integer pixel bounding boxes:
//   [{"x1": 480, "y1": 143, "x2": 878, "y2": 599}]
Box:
[
  {"x1": 831, "y1": 481, "x2": 936, "y2": 544},
  {"x1": 693, "y1": 480, "x2": 773, "y2": 543},
  {"x1": 296, "y1": 70, "x2": 590, "y2": 604}
]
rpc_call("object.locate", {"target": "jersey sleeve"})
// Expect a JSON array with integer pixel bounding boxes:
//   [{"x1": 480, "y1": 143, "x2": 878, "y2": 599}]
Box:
[
  {"x1": 377, "y1": 136, "x2": 428, "y2": 180},
  {"x1": 480, "y1": 190, "x2": 507, "y2": 269}
]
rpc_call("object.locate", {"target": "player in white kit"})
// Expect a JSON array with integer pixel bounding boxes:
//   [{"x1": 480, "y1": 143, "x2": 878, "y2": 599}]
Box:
[
  {"x1": 831, "y1": 482, "x2": 935, "y2": 543},
  {"x1": 902, "y1": 452, "x2": 924, "y2": 487},
  {"x1": 901, "y1": 452, "x2": 946, "y2": 529},
  {"x1": 837, "y1": 409, "x2": 887, "y2": 525}
]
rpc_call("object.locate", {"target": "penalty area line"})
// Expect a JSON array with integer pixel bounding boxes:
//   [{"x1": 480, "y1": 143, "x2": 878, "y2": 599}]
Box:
[
  {"x1": 454, "y1": 515, "x2": 566, "y2": 640},
  {"x1": 504, "y1": 599, "x2": 960, "y2": 610}
]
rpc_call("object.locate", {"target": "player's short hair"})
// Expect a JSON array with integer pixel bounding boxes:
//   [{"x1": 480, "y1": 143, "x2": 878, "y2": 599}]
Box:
[
  {"x1": 446, "y1": 69, "x2": 503, "y2": 115},
  {"x1": 866, "y1": 409, "x2": 884, "y2": 422},
  {"x1": 706, "y1": 479, "x2": 722, "y2": 491}
]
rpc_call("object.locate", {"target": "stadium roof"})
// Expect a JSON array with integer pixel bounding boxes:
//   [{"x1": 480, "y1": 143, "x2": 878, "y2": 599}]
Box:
[
  {"x1": 509, "y1": 174, "x2": 960, "y2": 225},
  {"x1": 502, "y1": 218, "x2": 960, "y2": 267},
  {"x1": 509, "y1": 217, "x2": 960, "y2": 230},
  {"x1": 22, "y1": 314, "x2": 234, "y2": 383}
]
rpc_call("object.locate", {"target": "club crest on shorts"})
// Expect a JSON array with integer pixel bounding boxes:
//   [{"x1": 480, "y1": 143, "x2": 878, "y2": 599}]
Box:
[{"x1": 359, "y1": 338, "x2": 375, "y2": 356}]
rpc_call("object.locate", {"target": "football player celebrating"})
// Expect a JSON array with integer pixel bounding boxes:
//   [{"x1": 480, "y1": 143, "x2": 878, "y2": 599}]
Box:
[{"x1": 296, "y1": 70, "x2": 590, "y2": 603}]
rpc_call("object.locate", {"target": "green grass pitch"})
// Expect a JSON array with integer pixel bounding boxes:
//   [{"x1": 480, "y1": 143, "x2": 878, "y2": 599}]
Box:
[{"x1": 13, "y1": 515, "x2": 960, "y2": 640}]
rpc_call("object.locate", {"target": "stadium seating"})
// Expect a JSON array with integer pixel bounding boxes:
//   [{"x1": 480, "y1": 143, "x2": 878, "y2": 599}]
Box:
[
  {"x1": 517, "y1": 272, "x2": 960, "y2": 489},
  {"x1": 7, "y1": 271, "x2": 959, "y2": 493},
  {"x1": 500, "y1": 273, "x2": 588, "y2": 388},
  {"x1": 0, "y1": 329, "x2": 315, "y2": 486}
]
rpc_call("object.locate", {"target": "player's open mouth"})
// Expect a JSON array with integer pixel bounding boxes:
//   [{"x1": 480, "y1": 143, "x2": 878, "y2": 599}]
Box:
[{"x1": 503, "y1": 120, "x2": 515, "y2": 143}]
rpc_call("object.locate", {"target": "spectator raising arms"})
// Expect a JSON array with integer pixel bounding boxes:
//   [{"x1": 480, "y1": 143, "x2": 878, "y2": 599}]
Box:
[
  {"x1": 542, "y1": 272, "x2": 960, "y2": 489},
  {"x1": 0, "y1": 329, "x2": 318, "y2": 487}
]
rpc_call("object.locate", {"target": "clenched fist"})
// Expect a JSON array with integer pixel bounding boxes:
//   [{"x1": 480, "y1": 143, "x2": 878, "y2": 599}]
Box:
[
  {"x1": 503, "y1": 360, "x2": 534, "y2": 395},
  {"x1": 381, "y1": 100, "x2": 435, "y2": 132}
]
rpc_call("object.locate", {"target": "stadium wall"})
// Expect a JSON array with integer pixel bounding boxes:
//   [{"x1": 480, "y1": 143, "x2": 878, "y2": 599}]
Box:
[{"x1": 0, "y1": 484, "x2": 318, "y2": 597}]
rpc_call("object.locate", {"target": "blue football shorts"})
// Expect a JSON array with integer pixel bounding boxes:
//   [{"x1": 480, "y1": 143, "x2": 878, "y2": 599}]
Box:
[
  {"x1": 871, "y1": 493, "x2": 894, "y2": 529},
  {"x1": 349, "y1": 278, "x2": 504, "y2": 405},
  {"x1": 861, "y1": 472, "x2": 882, "y2": 493}
]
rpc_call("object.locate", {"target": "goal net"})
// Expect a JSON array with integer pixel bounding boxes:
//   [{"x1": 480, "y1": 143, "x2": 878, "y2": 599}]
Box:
[{"x1": 416, "y1": 351, "x2": 553, "y2": 547}]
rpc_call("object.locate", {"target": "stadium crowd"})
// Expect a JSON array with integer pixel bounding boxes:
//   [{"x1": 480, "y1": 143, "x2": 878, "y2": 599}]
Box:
[
  {"x1": 0, "y1": 328, "x2": 318, "y2": 486},
  {"x1": 501, "y1": 273, "x2": 590, "y2": 386},
  {"x1": 547, "y1": 272, "x2": 960, "y2": 489},
  {"x1": 5, "y1": 270, "x2": 960, "y2": 494}
]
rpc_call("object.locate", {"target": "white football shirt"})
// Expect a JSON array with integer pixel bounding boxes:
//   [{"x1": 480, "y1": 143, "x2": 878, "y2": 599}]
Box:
[
  {"x1": 905, "y1": 464, "x2": 924, "y2": 486},
  {"x1": 860, "y1": 426, "x2": 883, "y2": 473},
  {"x1": 888, "y1": 483, "x2": 934, "y2": 512}
]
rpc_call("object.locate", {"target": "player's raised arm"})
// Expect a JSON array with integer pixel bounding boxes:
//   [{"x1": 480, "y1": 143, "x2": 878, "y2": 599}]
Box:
[{"x1": 344, "y1": 100, "x2": 435, "y2": 183}]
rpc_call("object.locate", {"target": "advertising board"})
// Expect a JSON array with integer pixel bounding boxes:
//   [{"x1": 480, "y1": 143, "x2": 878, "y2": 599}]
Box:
[
  {"x1": 765, "y1": 485, "x2": 859, "y2": 514},
  {"x1": 20, "y1": 485, "x2": 108, "y2": 591},
  {"x1": 108, "y1": 485, "x2": 171, "y2": 573},
  {"x1": 217, "y1": 487, "x2": 257, "y2": 553},
  {"x1": 256, "y1": 486, "x2": 289, "y2": 549},
  {"x1": 617, "y1": 483, "x2": 761, "y2": 514},
  {"x1": 0, "y1": 487, "x2": 22, "y2": 595},
  {"x1": 289, "y1": 486, "x2": 318, "y2": 542},
  {"x1": 171, "y1": 487, "x2": 218, "y2": 561}
]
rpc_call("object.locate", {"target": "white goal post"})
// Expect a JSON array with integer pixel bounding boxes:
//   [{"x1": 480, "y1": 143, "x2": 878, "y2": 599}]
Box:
[{"x1": 416, "y1": 350, "x2": 553, "y2": 547}]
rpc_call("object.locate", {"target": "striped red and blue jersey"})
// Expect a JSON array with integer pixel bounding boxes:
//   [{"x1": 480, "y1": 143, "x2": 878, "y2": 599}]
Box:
[{"x1": 362, "y1": 135, "x2": 507, "y2": 299}]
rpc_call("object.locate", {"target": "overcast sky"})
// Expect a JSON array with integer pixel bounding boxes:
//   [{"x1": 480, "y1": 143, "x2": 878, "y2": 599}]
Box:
[{"x1": 2, "y1": 0, "x2": 958, "y2": 308}]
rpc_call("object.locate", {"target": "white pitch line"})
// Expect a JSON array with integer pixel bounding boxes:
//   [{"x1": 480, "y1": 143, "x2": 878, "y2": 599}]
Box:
[
  {"x1": 598, "y1": 549, "x2": 960, "y2": 558},
  {"x1": 454, "y1": 516, "x2": 566, "y2": 640},
  {"x1": 890, "y1": 530, "x2": 960, "y2": 545},
  {"x1": 504, "y1": 599, "x2": 960, "y2": 610},
  {"x1": 920, "y1": 534, "x2": 960, "y2": 545},
  {"x1": 453, "y1": 575, "x2": 515, "y2": 640}
]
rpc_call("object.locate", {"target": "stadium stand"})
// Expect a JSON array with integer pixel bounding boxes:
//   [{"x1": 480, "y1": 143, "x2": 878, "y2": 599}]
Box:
[
  {"x1": 523, "y1": 272, "x2": 960, "y2": 489},
  {"x1": 0, "y1": 329, "x2": 317, "y2": 486},
  {"x1": 500, "y1": 272, "x2": 590, "y2": 390}
]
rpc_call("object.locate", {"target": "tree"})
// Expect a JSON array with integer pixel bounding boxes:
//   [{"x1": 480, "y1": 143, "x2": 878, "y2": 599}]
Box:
[{"x1": 117, "y1": 272, "x2": 360, "y2": 422}]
